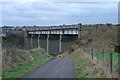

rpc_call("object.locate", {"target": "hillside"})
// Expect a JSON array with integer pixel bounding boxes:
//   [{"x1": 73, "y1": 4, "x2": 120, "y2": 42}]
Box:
[
  {"x1": 64, "y1": 26, "x2": 118, "y2": 55},
  {"x1": 63, "y1": 26, "x2": 119, "y2": 78},
  {"x1": 2, "y1": 48, "x2": 52, "y2": 78}
]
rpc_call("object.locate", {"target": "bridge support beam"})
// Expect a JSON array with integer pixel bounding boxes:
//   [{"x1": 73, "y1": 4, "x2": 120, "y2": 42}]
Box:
[
  {"x1": 78, "y1": 23, "x2": 82, "y2": 38},
  {"x1": 38, "y1": 34, "x2": 40, "y2": 48},
  {"x1": 59, "y1": 34, "x2": 62, "y2": 53},
  {"x1": 31, "y1": 34, "x2": 33, "y2": 49},
  {"x1": 24, "y1": 31, "x2": 27, "y2": 50},
  {"x1": 25, "y1": 35, "x2": 28, "y2": 50},
  {"x1": 47, "y1": 34, "x2": 49, "y2": 55}
]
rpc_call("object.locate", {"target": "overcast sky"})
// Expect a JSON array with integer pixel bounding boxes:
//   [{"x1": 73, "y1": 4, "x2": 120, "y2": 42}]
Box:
[{"x1": 2, "y1": 2, "x2": 118, "y2": 26}]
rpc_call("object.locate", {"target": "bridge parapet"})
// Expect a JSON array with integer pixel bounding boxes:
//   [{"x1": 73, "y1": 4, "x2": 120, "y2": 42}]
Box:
[
  {"x1": 28, "y1": 29, "x2": 78, "y2": 35},
  {"x1": 27, "y1": 24, "x2": 100, "y2": 35},
  {"x1": 27, "y1": 25, "x2": 78, "y2": 31}
]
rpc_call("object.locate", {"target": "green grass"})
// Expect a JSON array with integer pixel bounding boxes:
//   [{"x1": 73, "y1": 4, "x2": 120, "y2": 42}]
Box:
[
  {"x1": 2, "y1": 57, "x2": 51, "y2": 79},
  {"x1": 74, "y1": 57, "x2": 87, "y2": 78},
  {"x1": 74, "y1": 57, "x2": 102, "y2": 78},
  {"x1": 74, "y1": 57, "x2": 106, "y2": 78},
  {"x1": 93, "y1": 51, "x2": 118, "y2": 70},
  {"x1": 2, "y1": 48, "x2": 52, "y2": 79}
]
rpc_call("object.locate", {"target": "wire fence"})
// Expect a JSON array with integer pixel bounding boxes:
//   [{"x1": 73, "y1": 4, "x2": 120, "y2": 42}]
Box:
[{"x1": 84, "y1": 47, "x2": 119, "y2": 77}]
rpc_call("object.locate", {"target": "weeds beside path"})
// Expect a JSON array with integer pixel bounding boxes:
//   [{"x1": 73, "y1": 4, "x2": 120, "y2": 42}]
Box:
[
  {"x1": 2, "y1": 57, "x2": 51, "y2": 79},
  {"x1": 2, "y1": 48, "x2": 52, "y2": 79},
  {"x1": 64, "y1": 48, "x2": 106, "y2": 78},
  {"x1": 74, "y1": 56, "x2": 105, "y2": 78}
]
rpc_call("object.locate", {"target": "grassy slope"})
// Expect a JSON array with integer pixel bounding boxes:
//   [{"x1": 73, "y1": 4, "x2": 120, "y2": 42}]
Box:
[
  {"x1": 63, "y1": 26, "x2": 119, "y2": 78},
  {"x1": 64, "y1": 49, "x2": 106, "y2": 78},
  {"x1": 74, "y1": 57, "x2": 104, "y2": 78},
  {"x1": 2, "y1": 48, "x2": 52, "y2": 78},
  {"x1": 82, "y1": 27, "x2": 119, "y2": 71}
]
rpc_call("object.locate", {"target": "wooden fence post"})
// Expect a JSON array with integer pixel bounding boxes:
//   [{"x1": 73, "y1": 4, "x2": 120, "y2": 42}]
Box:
[
  {"x1": 102, "y1": 49, "x2": 105, "y2": 62},
  {"x1": 102, "y1": 49, "x2": 104, "y2": 57},
  {"x1": 83, "y1": 48, "x2": 85, "y2": 53},
  {"x1": 110, "y1": 53, "x2": 113, "y2": 74},
  {"x1": 97, "y1": 50, "x2": 98, "y2": 63},
  {"x1": 91, "y1": 48, "x2": 93, "y2": 59}
]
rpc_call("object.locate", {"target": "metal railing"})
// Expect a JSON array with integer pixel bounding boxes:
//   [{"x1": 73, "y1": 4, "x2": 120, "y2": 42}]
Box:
[{"x1": 26, "y1": 25, "x2": 79, "y2": 31}]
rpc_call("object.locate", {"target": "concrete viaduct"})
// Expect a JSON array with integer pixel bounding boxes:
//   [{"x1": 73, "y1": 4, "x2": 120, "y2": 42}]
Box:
[{"x1": 24, "y1": 24, "x2": 102, "y2": 56}]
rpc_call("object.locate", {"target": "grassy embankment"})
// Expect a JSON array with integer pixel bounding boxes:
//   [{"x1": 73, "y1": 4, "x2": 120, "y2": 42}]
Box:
[
  {"x1": 63, "y1": 26, "x2": 119, "y2": 78},
  {"x1": 74, "y1": 57, "x2": 103, "y2": 78},
  {"x1": 2, "y1": 48, "x2": 52, "y2": 78},
  {"x1": 74, "y1": 52, "x2": 118, "y2": 78},
  {"x1": 93, "y1": 52, "x2": 118, "y2": 69},
  {"x1": 64, "y1": 48, "x2": 106, "y2": 78}
]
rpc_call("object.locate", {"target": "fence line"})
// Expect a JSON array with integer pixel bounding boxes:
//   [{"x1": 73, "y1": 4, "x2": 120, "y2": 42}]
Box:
[{"x1": 84, "y1": 48, "x2": 118, "y2": 78}]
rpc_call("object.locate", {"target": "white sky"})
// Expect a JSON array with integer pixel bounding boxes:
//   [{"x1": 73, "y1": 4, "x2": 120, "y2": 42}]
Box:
[{"x1": 1, "y1": 1, "x2": 119, "y2": 26}]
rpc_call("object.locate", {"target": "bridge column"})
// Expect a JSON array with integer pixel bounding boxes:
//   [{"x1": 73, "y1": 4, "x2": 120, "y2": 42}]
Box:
[
  {"x1": 59, "y1": 34, "x2": 62, "y2": 53},
  {"x1": 31, "y1": 34, "x2": 33, "y2": 49},
  {"x1": 38, "y1": 34, "x2": 40, "y2": 48},
  {"x1": 24, "y1": 31, "x2": 27, "y2": 50},
  {"x1": 78, "y1": 23, "x2": 82, "y2": 38},
  {"x1": 47, "y1": 34, "x2": 50, "y2": 54},
  {"x1": 25, "y1": 35, "x2": 28, "y2": 50}
]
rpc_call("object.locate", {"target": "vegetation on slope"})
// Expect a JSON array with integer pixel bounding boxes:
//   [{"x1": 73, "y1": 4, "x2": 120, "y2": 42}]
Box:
[
  {"x1": 63, "y1": 26, "x2": 119, "y2": 78},
  {"x1": 10, "y1": 31, "x2": 26, "y2": 37},
  {"x1": 2, "y1": 48, "x2": 52, "y2": 78},
  {"x1": 78, "y1": 27, "x2": 119, "y2": 72},
  {"x1": 64, "y1": 48, "x2": 106, "y2": 78},
  {"x1": 74, "y1": 57, "x2": 105, "y2": 78},
  {"x1": 2, "y1": 31, "x2": 27, "y2": 49}
]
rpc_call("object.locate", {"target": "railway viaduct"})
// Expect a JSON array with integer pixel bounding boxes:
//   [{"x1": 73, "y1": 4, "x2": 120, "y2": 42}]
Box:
[{"x1": 24, "y1": 24, "x2": 105, "y2": 56}]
